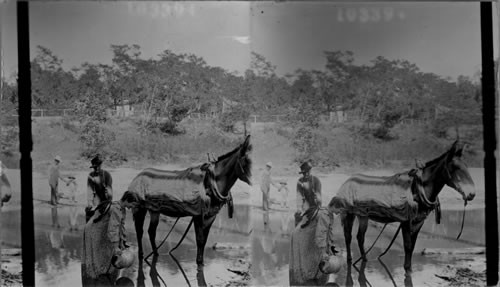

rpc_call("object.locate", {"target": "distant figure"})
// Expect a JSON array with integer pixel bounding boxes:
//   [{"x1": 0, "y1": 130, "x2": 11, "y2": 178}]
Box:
[
  {"x1": 277, "y1": 181, "x2": 289, "y2": 208},
  {"x1": 260, "y1": 162, "x2": 278, "y2": 225},
  {"x1": 82, "y1": 191, "x2": 139, "y2": 283},
  {"x1": 66, "y1": 176, "x2": 78, "y2": 201},
  {"x1": 295, "y1": 162, "x2": 322, "y2": 227},
  {"x1": 49, "y1": 156, "x2": 69, "y2": 206},
  {"x1": 86, "y1": 155, "x2": 113, "y2": 222}
]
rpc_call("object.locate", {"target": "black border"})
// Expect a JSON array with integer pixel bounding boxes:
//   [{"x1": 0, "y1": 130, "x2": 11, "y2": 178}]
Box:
[
  {"x1": 480, "y1": 2, "x2": 498, "y2": 286},
  {"x1": 17, "y1": 1, "x2": 35, "y2": 286},
  {"x1": 14, "y1": 2, "x2": 498, "y2": 286}
]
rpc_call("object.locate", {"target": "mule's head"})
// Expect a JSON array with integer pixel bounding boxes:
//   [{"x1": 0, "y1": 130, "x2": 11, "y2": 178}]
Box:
[
  {"x1": 442, "y1": 141, "x2": 476, "y2": 202},
  {"x1": 215, "y1": 134, "x2": 253, "y2": 186},
  {"x1": 236, "y1": 135, "x2": 253, "y2": 186},
  {"x1": 0, "y1": 162, "x2": 12, "y2": 205}
]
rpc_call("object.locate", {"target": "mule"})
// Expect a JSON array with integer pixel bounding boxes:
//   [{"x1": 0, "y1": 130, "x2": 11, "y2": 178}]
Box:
[
  {"x1": 128, "y1": 135, "x2": 252, "y2": 265},
  {"x1": 329, "y1": 141, "x2": 475, "y2": 274}
]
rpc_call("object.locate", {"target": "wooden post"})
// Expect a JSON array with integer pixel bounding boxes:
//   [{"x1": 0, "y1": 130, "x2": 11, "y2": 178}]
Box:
[
  {"x1": 481, "y1": 3, "x2": 498, "y2": 286},
  {"x1": 17, "y1": 2, "x2": 35, "y2": 285}
]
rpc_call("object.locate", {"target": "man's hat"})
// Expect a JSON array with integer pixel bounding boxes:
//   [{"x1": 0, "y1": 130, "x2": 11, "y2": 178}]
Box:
[
  {"x1": 54, "y1": 155, "x2": 62, "y2": 162},
  {"x1": 266, "y1": 162, "x2": 273, "y2": 168},
  {"x1": 299, "y1": 162, "x2": 312, "y2": 174},
  {"x1": 90, "y1": 154, "x2": 103, "y2": 168}
]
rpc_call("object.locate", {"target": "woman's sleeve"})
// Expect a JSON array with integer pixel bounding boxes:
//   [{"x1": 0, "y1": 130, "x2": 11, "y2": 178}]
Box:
[
  {"x1": 107, "y1": 205, "x2": 122, "y2": 244},
  {"x1": 296, "y1": 182, "x2": 303, "y2": 211},
  {"x1": 104, "y1": 171, "x2": 113, "y2": 200},
  {"x1": 315, "y1": 177, "x2": 322, "y2": 206},
  {"x1": 87, "y1": 176, "x2": 94, "y2": 206}
]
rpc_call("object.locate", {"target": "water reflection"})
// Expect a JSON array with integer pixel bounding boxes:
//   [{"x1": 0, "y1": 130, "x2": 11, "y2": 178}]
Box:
[
  {"x1": 342, "y1": 258, "x2": 416, "y2": 287},
  {"x1": 251, "y1": 224, "x2": 289, "y2": 285},
  {"x1": 51, "y1": 206, "x2": 61, "y2": 228},
  {"x1": 196, "y1": 266, "x2": 207, "y2": 287}
]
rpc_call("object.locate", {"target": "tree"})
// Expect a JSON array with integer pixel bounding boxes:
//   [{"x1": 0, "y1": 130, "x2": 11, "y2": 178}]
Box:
[
  {"x1": 31, "y1": 46, "x2": 77, "y2": 108},
  {"x1": 72, "y1": 63, "x2": 116, "y2": 158}
]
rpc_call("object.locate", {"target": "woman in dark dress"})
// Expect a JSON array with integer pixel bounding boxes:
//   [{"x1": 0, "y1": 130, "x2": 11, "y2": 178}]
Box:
[
  {"x1": 290, "y1": 162, "x2": 339, "y2": 286},
  {"x1": 81, "y1": 191, "x2": 140, "y2": 286}
]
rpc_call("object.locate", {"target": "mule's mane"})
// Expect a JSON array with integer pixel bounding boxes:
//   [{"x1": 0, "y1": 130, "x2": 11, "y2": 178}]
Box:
[
  {"x1": 424, "y1": 147, "x2": 452, "y2": 168},
  {"x1": 217, "y1": 145, "x2": 240, "y2": 162}
]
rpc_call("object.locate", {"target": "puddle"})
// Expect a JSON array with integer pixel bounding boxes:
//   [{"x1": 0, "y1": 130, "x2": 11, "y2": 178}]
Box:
[
  {"x1": 249, "y1": 206, "x2": 486, "y2": 286},
  {"x1": 1, "y1": 197, "x2": 486, "y2": 287},
  {"x1": 1, "y1": 204, "x2": 251, "y2": 287}
]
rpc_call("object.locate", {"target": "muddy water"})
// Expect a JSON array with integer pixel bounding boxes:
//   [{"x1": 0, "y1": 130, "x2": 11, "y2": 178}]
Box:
[
  {"x1": 1, "y1": 203, "x2": 251, "y2": 287},
  {"x1": 250, "y1": 207, "x2": 486, "y2": 286}
]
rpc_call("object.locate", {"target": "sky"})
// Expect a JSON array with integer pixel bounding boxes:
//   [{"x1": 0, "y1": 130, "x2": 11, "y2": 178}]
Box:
[{"x1": 1, "y1": 1, "x2": 499, "y2": 82}]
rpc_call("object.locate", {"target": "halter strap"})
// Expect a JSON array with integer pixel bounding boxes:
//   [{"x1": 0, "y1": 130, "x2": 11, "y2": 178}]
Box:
[{"x1": 412, "y1": 172, "x2": 439, "y2": 209}]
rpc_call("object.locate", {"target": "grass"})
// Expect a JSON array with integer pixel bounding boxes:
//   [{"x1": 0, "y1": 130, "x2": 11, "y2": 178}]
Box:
[{"x1": 3, "y1": 117, "x2": 483, "y2": 173}]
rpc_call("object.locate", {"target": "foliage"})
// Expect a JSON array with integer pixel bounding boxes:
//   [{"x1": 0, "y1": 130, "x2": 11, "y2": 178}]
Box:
[
  {"x1": 218, "y1": 104, "x2": 251, "y2": 133},
  {"x1": 72, "y1": 64, "x2": 118, "y2": 160},
  {"x1": 25, "y1": 45, "x2": 482, "y2": 168},
  {"x1": 0, "y1": 81, "x2": 19, "y2": 156}
]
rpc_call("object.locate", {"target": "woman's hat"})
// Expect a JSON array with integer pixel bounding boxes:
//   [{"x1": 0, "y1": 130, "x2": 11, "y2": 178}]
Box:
[
  {"x1": 54, "y1": 155, "x2": 62, "y2": 162},
  {"x1": 266, "y1": 162, "x2": 273, "y2": 168},
  {"x1": 299, "y1": 162, "x2": 312, "y2": 174},
  {"x1": 90, "y1": 154, "x2": 103, "y2": 168}
]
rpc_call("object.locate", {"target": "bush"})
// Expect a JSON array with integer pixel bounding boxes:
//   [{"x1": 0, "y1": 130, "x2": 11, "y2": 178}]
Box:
[
  {"x1": 79, "y1": 121, "x2": 116, "y2": 159},
  {"x1": 218, "y1": 105, "x2": 250, "y2": 133}
]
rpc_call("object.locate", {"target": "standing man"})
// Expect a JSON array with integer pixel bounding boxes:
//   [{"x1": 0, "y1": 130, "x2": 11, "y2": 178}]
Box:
[
  {"x1": 260, "y1": 162, "x2": 278, "y2": 225},
  {"x1": 86, "y1": 154, "x2": 113, "y2": 222},
  {"x1": 49, "y1": 156, "x2": 68, "y2": 206},
  {"x1": 295, "y1": 161, "x2": 322, "y2": 227}
]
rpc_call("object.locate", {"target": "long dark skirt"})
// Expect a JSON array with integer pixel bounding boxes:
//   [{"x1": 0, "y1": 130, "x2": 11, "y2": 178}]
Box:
[
  {"x1": 289, "y1": 209, "x2": 333, "y2": 286},
  {"x1": 81, "y1": 211, "x2": 119, "y2": 284}
]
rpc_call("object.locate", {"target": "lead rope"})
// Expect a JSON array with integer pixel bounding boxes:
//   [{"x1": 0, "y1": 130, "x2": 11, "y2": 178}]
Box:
[
  {"x1": 145, "y1": 217, "x2": 180, "y2": 260},
  {"x1": 456, "y1": 200, "x2": 467, "y2": 240},
  {"x1": 353, "y1": 223, "x2": 388, "y2": 265}
]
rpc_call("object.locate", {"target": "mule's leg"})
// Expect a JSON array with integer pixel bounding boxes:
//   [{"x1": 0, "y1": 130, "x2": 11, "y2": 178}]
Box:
[
  {"x1": 148, "y1": 211, "x2": 160, "y2": 256},
  {"x1": 134, "y1": 208, "x2": 147, "y2": 259},
  {"x1": 342, "y1": 213, "x2": 355, "y2": 262},
  {"x1": 410, "y1": 220, "x2": 425, "y2": 253},
  {"x1": 402, "y1": 220, "x2": 425, "y2": 275},
  {"x1": 401, "y1": 221, "x2": 413, "y2": 274},
  {"x1": 194, "y1": 215, "x2": 217, "y2": 266},
  {"x1": 356, "y1": 216, "x2": 369, "y2": 261}
]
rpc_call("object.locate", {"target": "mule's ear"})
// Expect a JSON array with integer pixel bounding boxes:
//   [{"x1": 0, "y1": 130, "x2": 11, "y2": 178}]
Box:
[
  {"x1": 240, "y1": 135, "x2": 251, "y2": 154},
  {"x1": 455, "y1": 142, "x2": 467, "y2": 157},
  {"x1": 243, "y1": 134, "x2": 251, "y2": 147}
]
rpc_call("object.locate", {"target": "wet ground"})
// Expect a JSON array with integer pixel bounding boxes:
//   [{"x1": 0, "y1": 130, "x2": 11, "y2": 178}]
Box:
[
  {"x1": 250, "y1": 204, "x2": 486, "y2": 287},
  {"x1": 1, "y1": 203, "x2": 252, "y2": 287},
  {"x1": 0, "y1": 166, "x2": 492, "y2": 286}
]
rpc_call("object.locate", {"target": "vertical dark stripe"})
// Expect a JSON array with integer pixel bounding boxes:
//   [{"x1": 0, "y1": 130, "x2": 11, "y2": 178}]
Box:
[
  {"x1": 480, "y1": 2, "x2": 498, "y2": 286},
  {"x1": 17, "y1": 1, "x2": 35, "y2": 286}
]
